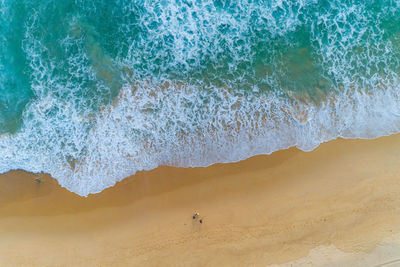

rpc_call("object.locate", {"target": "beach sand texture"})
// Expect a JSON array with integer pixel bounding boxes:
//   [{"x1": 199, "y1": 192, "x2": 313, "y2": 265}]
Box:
[{"x1": 2, "y1": 134, "x2": 400, "y2": 266}]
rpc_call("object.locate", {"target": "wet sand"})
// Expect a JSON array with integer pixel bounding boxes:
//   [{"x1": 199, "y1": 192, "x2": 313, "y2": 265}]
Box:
[{"x1": 2, "y1": 134, "x2": 400, "y2": 266}]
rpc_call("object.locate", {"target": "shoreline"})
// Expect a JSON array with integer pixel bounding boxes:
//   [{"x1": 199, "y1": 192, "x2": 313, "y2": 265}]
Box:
[{"x1": 2, "y1": 135, "x2": 400, "y2": 265}]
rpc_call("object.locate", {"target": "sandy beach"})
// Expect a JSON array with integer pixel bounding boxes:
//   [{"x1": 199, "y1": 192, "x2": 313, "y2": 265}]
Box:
[{"x1": 2, "y1": 134, "x2": 400, "y2": 266}]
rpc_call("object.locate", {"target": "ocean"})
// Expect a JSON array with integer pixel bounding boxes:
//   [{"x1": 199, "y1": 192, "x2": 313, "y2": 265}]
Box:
[{"x1": 1, "y1": 0, "x2": 400, "y2": 196}]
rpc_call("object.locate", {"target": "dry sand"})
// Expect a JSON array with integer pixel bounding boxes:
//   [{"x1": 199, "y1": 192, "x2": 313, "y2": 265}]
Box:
[{"x1": 2, "y1": 134, "x2": 400, "y2": 266}]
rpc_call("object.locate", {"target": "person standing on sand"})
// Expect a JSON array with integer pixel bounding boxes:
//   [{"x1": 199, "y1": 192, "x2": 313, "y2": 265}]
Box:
[{"x1": 192, "y1": 212, "x2": 204, "y2": 224}]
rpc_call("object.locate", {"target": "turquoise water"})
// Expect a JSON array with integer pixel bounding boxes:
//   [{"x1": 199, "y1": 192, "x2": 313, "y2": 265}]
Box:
[{"x1": 1, "y1": 0, "x2": 400, "y2": 195}]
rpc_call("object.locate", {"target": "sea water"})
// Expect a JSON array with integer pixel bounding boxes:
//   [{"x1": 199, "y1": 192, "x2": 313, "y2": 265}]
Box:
[{"x1": 1, "y1": 0, "x2": 400, "y2": 196}]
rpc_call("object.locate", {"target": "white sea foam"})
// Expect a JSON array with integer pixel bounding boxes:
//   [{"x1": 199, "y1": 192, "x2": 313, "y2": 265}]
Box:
[
  {"x1": 121, "y1": 0, "x2": 317, "y2": 74},
  {"x1": 1, "y1": 78, "x2": 400, "y2": 196}
]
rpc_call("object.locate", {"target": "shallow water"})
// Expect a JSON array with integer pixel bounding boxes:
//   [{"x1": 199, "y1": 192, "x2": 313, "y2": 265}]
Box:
[{"x1": 1, "y1": 0, "x2": 400, "y2": 195}]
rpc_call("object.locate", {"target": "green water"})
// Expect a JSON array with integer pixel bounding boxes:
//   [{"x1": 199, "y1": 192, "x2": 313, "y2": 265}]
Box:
[
  {"x1": 2, "y1": 1, "x2": 400, "y2": 134},
  {"x1": 1, "y1": 0, "x2": 125, "y2": 133}
]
